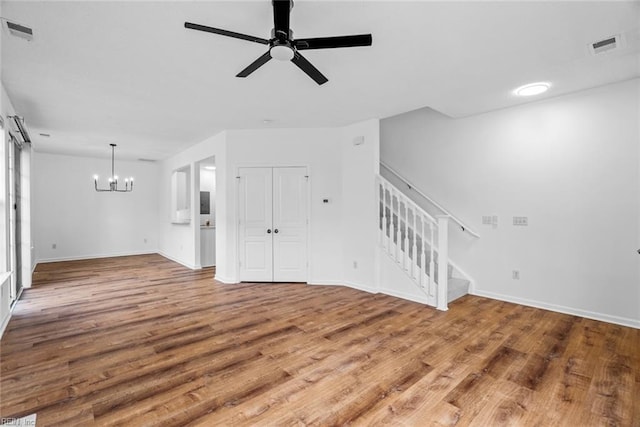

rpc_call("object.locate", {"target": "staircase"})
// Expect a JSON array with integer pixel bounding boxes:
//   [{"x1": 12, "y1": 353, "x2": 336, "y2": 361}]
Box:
[{"x1": 376, "y1": 174, "x2": 474, "y2": 311}]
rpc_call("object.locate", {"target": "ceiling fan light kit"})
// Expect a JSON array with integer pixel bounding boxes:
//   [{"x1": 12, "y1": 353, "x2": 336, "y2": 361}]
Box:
[
  {"x1": 270, "y1": 44, "x2": 294, "y2": 61},
  {"x1": 184, "y1": 0, "x2": 372, "y2": 85}
]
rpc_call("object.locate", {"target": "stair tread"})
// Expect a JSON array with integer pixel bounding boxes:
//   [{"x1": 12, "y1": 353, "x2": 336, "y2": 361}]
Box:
[{"x1": 447, "y1": 277, "x2": 470, "y2": 303}]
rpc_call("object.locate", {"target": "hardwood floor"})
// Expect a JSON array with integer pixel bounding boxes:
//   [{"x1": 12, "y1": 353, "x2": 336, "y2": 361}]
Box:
[{"x1": 1, "y1": 254, "x2": 638, "y2": 426}]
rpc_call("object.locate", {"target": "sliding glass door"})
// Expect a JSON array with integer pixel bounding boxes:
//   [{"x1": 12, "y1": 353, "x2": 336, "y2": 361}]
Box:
[{"x1": 7, "y1": 134, "x2": 23, "y2": 304}]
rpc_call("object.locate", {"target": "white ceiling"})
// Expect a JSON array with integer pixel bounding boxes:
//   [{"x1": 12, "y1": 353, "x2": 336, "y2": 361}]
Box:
[{"x1": 1, "y1": 1, "x2": 639, "y2": 160}]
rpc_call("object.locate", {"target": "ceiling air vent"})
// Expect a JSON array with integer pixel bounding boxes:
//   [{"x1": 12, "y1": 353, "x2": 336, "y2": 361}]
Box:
[
  {"x1": 589, "y1": 35, "x2": 621, "y2": 55},
  {"x1": 3, "y1": 20, "x2": 33, "y2": 41}
]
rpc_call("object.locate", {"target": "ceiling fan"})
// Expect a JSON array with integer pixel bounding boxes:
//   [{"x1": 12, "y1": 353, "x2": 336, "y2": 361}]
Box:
[{"x1": 184, "y1": 0, "x2": 372, "y2": 85}]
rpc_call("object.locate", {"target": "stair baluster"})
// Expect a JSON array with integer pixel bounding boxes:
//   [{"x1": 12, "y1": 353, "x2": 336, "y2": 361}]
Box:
[
  {"x1": 428, "y1": 221, "x2": 435, "y2": 298},
  {"x1": 376, "y1": 175, "x2": 471, "y2": 311},
  {"x1": 436, "y1": 216, "x2": 449, "y2": 311},
  {"x1": 393, "y1": 190, "x2": 399, "y2": 263},
  {"x1": 380, "y1": 182, "x2": 388, "y2": 249},
  {"x1": 420, "y1": 215, "x2": 427, "y2": 291},
  {"x1": 411, "y1": 206, "x2": 418, "y2": 280},
  {"x1": 403, "y1": 202, "x2": 410, "y2": 271}
]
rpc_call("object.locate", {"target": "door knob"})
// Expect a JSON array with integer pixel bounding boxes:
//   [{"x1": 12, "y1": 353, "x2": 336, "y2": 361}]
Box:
[
  {"x1": 274, "y1": 229, "x2": 279, "y2": 234},
  {"x1": 267, "y1": 229, "x2": 272, "y2": 234}
]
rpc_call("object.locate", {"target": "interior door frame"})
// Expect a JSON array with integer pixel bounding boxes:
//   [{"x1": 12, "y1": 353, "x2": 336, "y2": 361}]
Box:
[{"x1": 235, "y1": 163, "x2": 311, "y2": 284}]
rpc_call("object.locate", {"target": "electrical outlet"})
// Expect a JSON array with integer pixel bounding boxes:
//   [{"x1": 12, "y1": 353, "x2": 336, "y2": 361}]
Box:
[
  {"x1": 353, "y1": 261, "x2": 358, "y2": 269},
  {"x1": 144, "y1": 238, "x2": 148, "y2": 244},
  {"x1": 52, "y1": 243, "x2": 57, "y2": 249},
  {"x1": 512, "y1": 270, "x2": 520, "y2": 280}
]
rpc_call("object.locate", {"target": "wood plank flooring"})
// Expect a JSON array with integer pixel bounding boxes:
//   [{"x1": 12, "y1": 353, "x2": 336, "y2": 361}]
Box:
[{"x1": 0, "y1": 254, "x2": 638, "y2": 426}]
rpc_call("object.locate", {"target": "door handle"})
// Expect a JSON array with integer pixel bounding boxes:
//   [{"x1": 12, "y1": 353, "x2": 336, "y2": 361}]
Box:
[
  {"x1": 274, "y1": 229, "x2": 279, "y2": 234},
  {"x1": 267, "y1": 229, "x2": 272, "y2": 234}
]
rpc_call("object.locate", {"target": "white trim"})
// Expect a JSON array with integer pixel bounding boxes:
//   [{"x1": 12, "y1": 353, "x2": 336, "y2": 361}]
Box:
[
  {"x1": 157, "y1": 251, "x2": 199, "y2": 270},
  {"x1": 309, "y1": 279, "x2": 431, "y2": 306},
  {"x1": 307, "y1": 279, "x2": 347, "y2": 286},
  {"x1": 0, "y1": 312, "x2": 11, "y2": 341},
  {"x1": 378, "y1": 286, "x2": 430, "y2": 305},
  {"x1": 341, "y1": 280, "x2": 378, "y2": 295},
  {"x1": 213, "y1": 275, "x2": 237, "y2": 284},
  {"x1": 308, "y1": 280, "x2": 378, "y2": 295},
  {"x1": 380, "y1": 161, "x2": 479, "y2": 238},
  {"x1": 35, "y1": 250, "x2": 157, "y2": 264},
  {"x1": 472, "y1": 289, "x2": 640, "y2": 329},
  {"x1": 0, "y1": 271, "x2": 15, "y2": 339}
]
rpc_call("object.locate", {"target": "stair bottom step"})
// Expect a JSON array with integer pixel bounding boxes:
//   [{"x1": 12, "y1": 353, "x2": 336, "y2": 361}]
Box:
[{"x1": 448, "y1": 278, "x2": 470, "y2": 303}]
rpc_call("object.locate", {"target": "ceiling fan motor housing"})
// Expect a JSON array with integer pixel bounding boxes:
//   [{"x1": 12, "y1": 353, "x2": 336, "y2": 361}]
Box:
[{"x1": 184, "y1": 0, "x2": 371, "y2": 85}]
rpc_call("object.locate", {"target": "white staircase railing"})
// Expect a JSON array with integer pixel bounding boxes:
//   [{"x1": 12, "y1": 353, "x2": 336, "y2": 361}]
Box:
[
  {"x1": 377, "y1": 175, "x2": 450, "y2": 310},
  {"x1": 380, "y1": 161, "x2": 479, "y2": 238}
]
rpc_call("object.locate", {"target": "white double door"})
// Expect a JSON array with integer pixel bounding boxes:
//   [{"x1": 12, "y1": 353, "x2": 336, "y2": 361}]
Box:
[{"x1": 239, "y1": 167, "x2": 308, "y2": 282}]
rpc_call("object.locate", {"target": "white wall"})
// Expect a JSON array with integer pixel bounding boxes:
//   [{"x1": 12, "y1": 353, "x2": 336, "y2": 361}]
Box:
[
  {"x1": 380, "y1": 78, "x2": 640, "y2": 327},
  {"x1": 340, "y1": 120, "x2": 380, "y2": 291},
  {"x1": 33, "y1": 152, "x2": 160, "y2": 262},
  {"x1": 224, "y1": 127, "x2": 345, "y2": 284},
  {"x1": 158, "y1": 121, "x2": 382, "y2": 289},
  {"x1": 158, "y1": 131, "x2": 226, "y2": 271}
]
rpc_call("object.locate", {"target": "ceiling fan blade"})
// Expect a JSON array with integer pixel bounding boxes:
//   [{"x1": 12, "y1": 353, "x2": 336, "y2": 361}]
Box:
[
  {"x1": 291, "y1": 51, "x2": 328, "y2": 85},
  {"x1": 236, "y1": 51, "x2": 272, "y2": 78},
  {"x1": 272, "y1": 0, "x2": 291, "y2": 39},
  {"x1": 184, "y1": 22, "x2": 269, "y2": 45},
  {"x1": 295, "y1": 34, "x2": 372, "y2": 50}
]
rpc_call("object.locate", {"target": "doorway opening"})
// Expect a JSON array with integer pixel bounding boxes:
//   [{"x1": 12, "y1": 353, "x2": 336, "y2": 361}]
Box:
[{"x1": 199, "y1": 157, "x2": 216, "y2": 268}]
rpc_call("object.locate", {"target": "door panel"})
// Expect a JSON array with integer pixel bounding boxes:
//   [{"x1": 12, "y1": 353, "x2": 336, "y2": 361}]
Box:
[
  {"x1": 272, "y1": 167, "x2": 308, "y2": 282},
  {"x1": 239, "y1": 168, "x2": 273, "y2": 281}
]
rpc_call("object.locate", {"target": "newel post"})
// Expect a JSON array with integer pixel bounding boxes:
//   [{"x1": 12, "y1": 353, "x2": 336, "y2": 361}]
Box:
[{"x1": 436, "y1": 215, "x2": 449, "y2": 311}]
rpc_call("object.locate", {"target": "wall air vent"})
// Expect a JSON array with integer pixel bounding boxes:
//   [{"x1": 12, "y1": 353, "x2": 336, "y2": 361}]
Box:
[
  {"x1": 589, "y1": 35, "x2": 622, "y2": 55},
  {"x1": 3, "y1": 20, "x2": 33, "y2": 41},
  {"x1": 137, "y1": 158, "x2": 157, "y2": 163}
]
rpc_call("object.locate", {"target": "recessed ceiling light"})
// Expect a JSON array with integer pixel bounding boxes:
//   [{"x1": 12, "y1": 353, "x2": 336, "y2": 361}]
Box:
[{"x1": 514, "y1": 82, "x2": 550, "y2": 97}]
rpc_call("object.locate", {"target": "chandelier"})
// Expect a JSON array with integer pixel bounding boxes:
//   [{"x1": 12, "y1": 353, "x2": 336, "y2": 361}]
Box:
[{"x1": 94, "y1": 144, "x2": 134, "y2": 192}]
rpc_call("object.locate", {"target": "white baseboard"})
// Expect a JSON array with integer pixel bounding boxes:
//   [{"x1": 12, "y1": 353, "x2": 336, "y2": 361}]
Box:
[
  {"x1": 472, "y1": 289, "x2": 640, "y2": 330},
  {"x1": 342, "y1": 280, "x2": 378, "y2": 294},
  {"x1": 307, "y1": 279, "x2": 346, "y2": 286},
  {"x1": 157, "y1": 251, "x2": 198, "y2": 270},
  {"x1": 308, "y1": 280, "x2": 378, "y2": 295},
  {"x1": 36, "y1": 250, "x2": 157, "y2": 264},
  {"x1": 309, "y1": 279, "x2": 431, "y2": 306},
  {"x1": 378, "y1": 286, "x2": 429, "y2": 305},
  {"x1": 0, "y1": 311, "x2": 10, "y2": 340},
  {"x1": 213, "y1": 275, "x2": 237, "y2": 284}
]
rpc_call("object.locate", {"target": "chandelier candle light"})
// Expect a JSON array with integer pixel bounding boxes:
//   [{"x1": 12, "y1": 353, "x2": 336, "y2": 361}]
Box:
[{"x1": 94, "y1": 143, "x2": 134, "y2": 192}]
